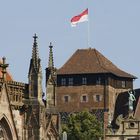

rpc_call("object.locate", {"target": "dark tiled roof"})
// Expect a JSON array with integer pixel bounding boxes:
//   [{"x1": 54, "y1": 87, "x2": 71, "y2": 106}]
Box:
[{"x1": 57, "y1": 48, "x2": 136, "y2": 79}]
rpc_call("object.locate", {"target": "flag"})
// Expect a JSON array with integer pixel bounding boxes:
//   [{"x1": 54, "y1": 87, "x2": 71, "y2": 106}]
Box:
[{"x1": 71, "y1": 8, "x2": 88, "y2": 27}]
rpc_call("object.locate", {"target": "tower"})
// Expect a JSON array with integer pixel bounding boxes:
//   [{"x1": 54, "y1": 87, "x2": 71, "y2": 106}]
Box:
[
  {"x1": 24, "y1": 34, "x2": 44, "y2": 140},
  {"x1": 46, "y1": 43, "x2": 57, "y2": 110},
  {"x1": 56, "y1": 48, "x2": 135, "y2": 126},
  {"x1": 28, "y1": 34, "x2": 42, "y2": 101}
]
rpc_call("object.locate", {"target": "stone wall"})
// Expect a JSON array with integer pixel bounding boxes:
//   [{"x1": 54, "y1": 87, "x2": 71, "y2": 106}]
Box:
[{"x1": 57, "y1": 85, "x2": 106, "y2": 112}]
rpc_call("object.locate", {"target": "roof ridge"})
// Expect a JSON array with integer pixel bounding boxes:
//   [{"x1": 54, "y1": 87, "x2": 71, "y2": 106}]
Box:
[
  {"x1": 77, "y1": 48, "x2": 95, "y2": 51},
  {"x1": 59, "y1": 49, "x2": 78, "y2": 70},
  {"x1": 94, "y1": 49, "x2": 109, "y2": 73},
  {"x1": 94, "y1": 49, "x2": 130, "y2": 77}
]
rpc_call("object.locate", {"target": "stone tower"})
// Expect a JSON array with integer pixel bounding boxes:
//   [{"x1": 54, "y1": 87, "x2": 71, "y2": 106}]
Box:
[
  {"x1": 28, "y1": 34, "x2": 42, "y2": 102},
  {"x1": 24, "y1": 34, "x2": 44, "y2": 140},
  {"x1": 46, "y1": 43, "x2": 57, "y2": 111},
  {"x1": 56, "y1": 48, "x2": 135, "y2": 126}
]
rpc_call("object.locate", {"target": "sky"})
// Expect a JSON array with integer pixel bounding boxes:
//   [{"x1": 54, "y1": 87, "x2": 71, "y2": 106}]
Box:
[{"x1": 0, "y1": 0, "x2": 140, "y2": 90}]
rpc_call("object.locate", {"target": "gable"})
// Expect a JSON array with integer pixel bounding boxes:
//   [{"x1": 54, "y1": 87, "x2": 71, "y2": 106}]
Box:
[{"x1": 0, "y1": 83, "x2": 18, "y2": 139}]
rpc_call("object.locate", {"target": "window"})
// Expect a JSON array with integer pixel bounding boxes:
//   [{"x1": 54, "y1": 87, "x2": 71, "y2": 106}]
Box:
[
  {"x1": 64, "y1": 95, "x2": 69, "y2": 103},
  {"x1": 96, "y1": 77, "x2": 101, "y2": 85},
  {"x1": 94, "y1": 94, "x2": 102, "y2": 102},
  {"x1": 68, "y1": 78, "x2": 73, "y2": 86},
  {"x1": 81, "y1": 95, "x2": 88, "y2": 102},
  {"x1": 129, "y1": 122, "x2": 135, "y2": 128},
  {"x1": 82, "y1": 77, "x2": 87, "y2": 85},
  {"x1": 96, "y1": 95, "x2": 100, "y2": 102},
  {"x1": 122, "y1": 81, "x2": 126, "y2": 88},
  {"x1": 16, "y1": 95, "x2": 18, "y2": 102},
  {"x1": 61, "y1": 78, "x2": 66, "y2": 86}
]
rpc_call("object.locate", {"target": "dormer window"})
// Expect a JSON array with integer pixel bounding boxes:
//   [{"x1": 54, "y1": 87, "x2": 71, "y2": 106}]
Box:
[
  {"x1": 68, "y1": 78, "x2": 73, "y2": 86},
  {"x1": 82, "y1": 77, "x2": 87, "y2": 85},
  {"x1": 61, "y1": 78, "x2": 66, "y2": 86}
]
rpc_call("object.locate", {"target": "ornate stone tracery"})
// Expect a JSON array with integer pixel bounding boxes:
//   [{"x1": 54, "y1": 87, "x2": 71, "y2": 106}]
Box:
[{"x1": 0, "y1": 117, "x2": 13, "y2": 140}]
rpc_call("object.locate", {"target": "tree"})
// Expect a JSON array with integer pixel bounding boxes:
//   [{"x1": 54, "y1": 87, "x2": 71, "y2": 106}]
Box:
[{"x1": 62, "y1": 110, "x2": 103, "y2": 140}]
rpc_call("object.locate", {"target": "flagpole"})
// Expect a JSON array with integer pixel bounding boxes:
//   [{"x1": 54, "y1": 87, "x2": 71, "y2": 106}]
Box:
[
  {"x1": 86, "y1": 0, "x2": 90, "y2": 48},
  {"x1": 87, "y1": 9, "x2": 90, "y2": 48}
]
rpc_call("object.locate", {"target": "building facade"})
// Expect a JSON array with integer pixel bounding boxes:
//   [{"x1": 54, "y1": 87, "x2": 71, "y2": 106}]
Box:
[
  {"x1": 0, "y1": 34, "x2": 59, "y2": 140},
  {"x1": 55, "y1": 48, "x2": 136, "y2": 123},
  {"x1": 0, "y1": 34, "x2": 139, "y2": 139}
]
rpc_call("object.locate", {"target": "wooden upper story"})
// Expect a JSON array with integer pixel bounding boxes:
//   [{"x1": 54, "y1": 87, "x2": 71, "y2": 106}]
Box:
[{"x1": 57, "y1": 73, "x2": 133, "y2": 89}]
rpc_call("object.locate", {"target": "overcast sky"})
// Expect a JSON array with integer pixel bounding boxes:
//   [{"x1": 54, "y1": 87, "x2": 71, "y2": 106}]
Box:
[{"x1": 0, "y1": 0, "x2": 140, "y2": 90}]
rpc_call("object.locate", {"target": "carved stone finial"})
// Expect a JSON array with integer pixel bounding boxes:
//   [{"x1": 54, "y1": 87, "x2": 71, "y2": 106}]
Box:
[
  {"x1": 0, "y1": 57, "x2": 9, "y2": 81},
  {"x1": 49, "y1": 42, "x2": 53, "y2": 48},
  {"x1": 33, "y1": 33, "x2": 38, "y2": 43}
]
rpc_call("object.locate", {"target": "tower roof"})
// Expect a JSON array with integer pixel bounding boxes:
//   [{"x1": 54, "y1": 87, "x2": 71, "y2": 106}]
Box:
[
  {"x1": 48, "y1": 42, "x2": 54, "y2": 69},
  {"x1": 57, "y1": 48, "x2": 136, "y2": 79},
  {"x1": 29, "y1": 34, "x2": 41, "y2": 75},
  {"x1": 32, "y1": 34, "x2": 39, "y2": 70},
  {"x1": 0, "y1": 59, "x2": 13, "y2": 81}
]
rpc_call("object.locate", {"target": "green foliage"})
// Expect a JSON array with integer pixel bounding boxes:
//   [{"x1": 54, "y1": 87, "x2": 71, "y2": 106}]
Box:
[{"x1": 62, "y1": 110, "x2": 103, "y2": 140}]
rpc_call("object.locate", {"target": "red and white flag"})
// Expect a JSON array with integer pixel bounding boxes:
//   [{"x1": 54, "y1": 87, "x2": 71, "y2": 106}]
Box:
[{"x1": 71, "y1": 8, "x2": 88, "y2": 27}]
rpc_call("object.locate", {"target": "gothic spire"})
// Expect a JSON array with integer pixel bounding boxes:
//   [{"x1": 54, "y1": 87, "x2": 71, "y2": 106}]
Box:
[
  {"x1": 28, "y1": 34, "x2": 43, "y2": 100},
  {"x1": 32, "y1": 34, "x2": 39, "y2": 70},
  {"x1": 48, "y1": 42, "x2": 54, "y2": 69}
]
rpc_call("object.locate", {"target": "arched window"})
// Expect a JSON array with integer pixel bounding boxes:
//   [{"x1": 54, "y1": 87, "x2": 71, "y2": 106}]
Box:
[{"x1": 0, "y1": 116, "x2": 13, "y2": 140}]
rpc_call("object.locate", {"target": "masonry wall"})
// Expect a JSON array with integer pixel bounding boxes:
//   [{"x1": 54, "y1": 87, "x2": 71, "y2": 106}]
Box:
[
  {"x1": 57, "y1": 85, "x2": 106, "y2": 112},
  {"x1": 57, "y1": 85, "x2": 131, "y2": 113},
  {"x1": 108, "y1": 85, "x2": 130, "y2": 116},
  {"x1": 12, "y1": 110, "x2": 23, "y2": 140},
  {"x1": 0, "y1": 84, "x2": 18, "y2": 140}
]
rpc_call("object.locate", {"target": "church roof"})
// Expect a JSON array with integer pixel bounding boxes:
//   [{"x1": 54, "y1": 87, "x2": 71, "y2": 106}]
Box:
[
  {"x1": 0, "y1": 59, "x2": 13, "y2": 81},
  {"x1": 57, "y1": 48, "x2": 136, "y2": 78}
]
